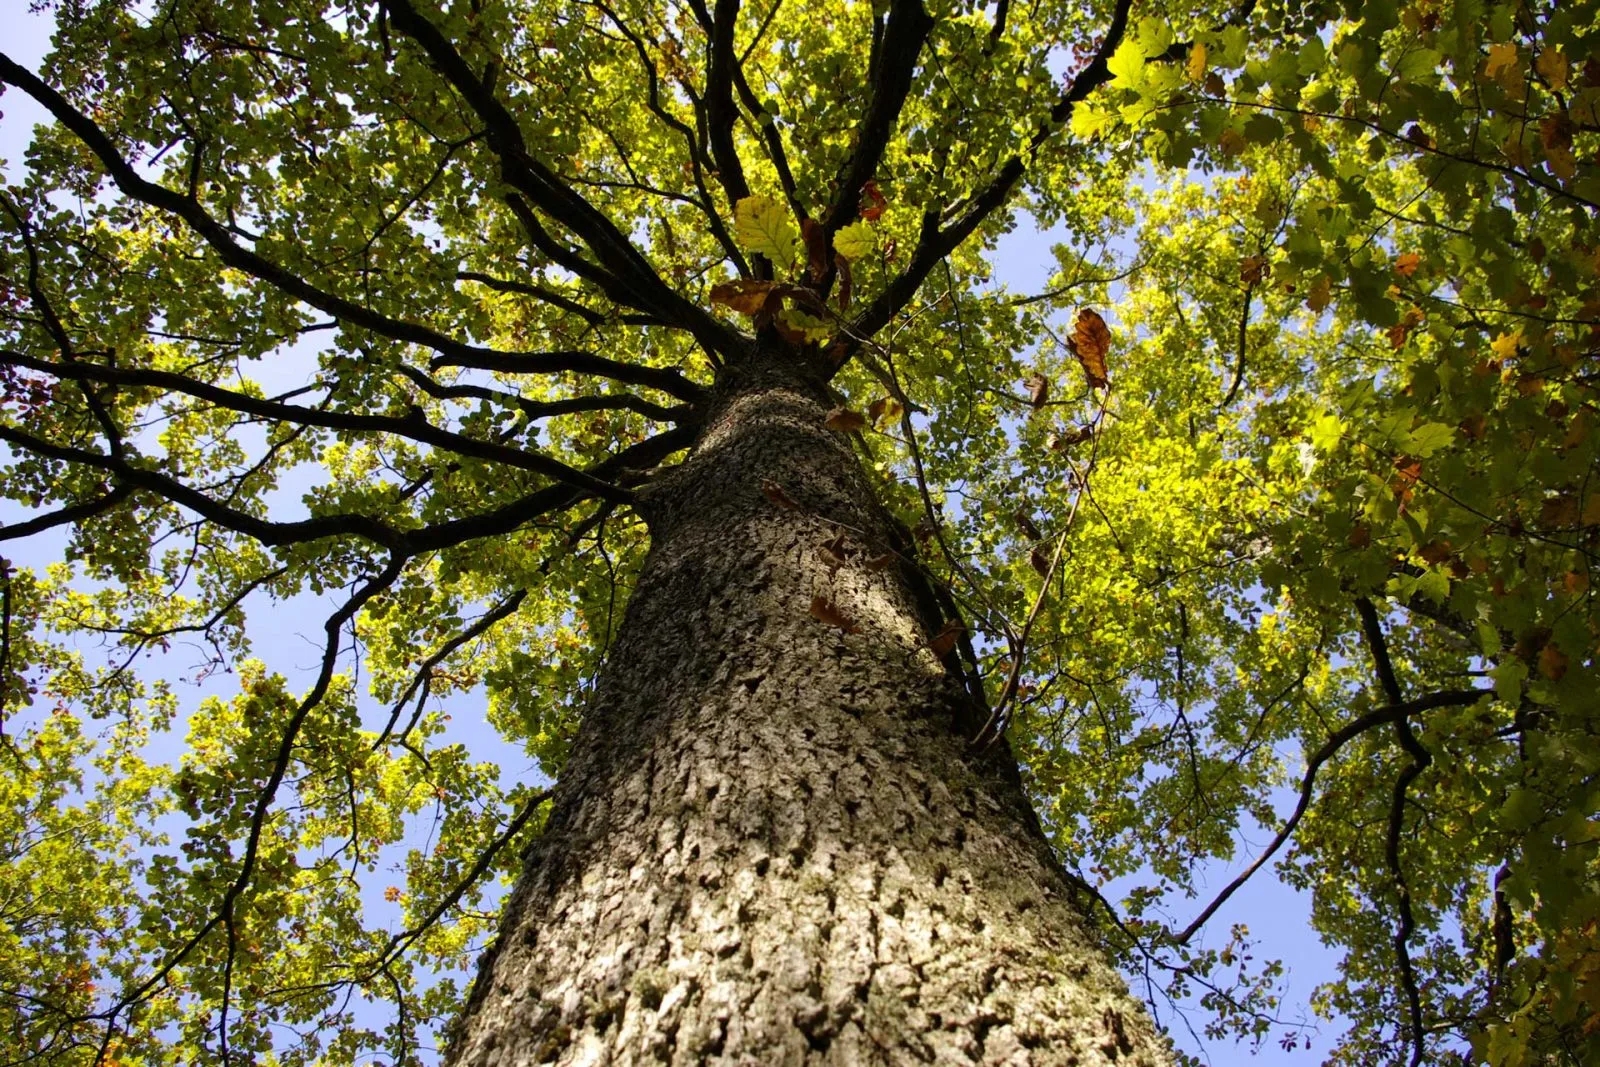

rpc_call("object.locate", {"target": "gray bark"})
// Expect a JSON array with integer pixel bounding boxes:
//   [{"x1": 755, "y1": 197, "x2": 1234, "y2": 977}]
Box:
[{"x1": 448, "y1": 350, "x2": 1173, "y2": 1065}]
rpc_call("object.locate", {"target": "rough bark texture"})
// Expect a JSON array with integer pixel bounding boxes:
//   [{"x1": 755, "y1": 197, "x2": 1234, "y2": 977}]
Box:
[{"x1": 448, "y1": 350, "x2": 1173, "y2": 1065}]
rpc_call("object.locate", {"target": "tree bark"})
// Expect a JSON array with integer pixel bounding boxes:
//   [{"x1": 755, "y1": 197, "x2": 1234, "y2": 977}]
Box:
[{"x1": 447, "y1": 348, "x2": 1172, "y2": 1065}]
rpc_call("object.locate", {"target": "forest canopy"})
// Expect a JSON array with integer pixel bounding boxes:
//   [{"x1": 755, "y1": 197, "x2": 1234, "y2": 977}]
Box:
[{"x1": 0, "y1": 0, "x2": 1597, "y2": 1064}]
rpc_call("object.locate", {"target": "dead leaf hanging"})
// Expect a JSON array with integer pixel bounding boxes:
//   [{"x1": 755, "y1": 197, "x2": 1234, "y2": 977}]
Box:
[{"x1": 1069, "y1": 308, "x2": 1111, "y2": 389}]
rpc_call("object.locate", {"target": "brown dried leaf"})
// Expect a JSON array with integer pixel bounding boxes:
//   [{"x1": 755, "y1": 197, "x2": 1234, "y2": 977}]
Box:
[
  {"x1": 810, "y1": 594, "x2": 861, "y2": 634},
  {"x1": 927, "y1": 620, "x2": 963, "y2": 658},
  {"x1": 1239, "y1": 255, "x2": 1270, "y2": 285},
  {"x1": 1070, "y1": 308, "x2": 1111, "y2": 389},
  {"x1": 860, "y1": 179, "x2": 887, "y2": 221},
  {"x1": 863, "y1": 552, "x2": 896, "y2": 570},
  {"x1": 1025, "y1": 374, "x2": 1050, "y2": 410},
  {"x1": 1539, "y1": 642, "x2": 1568, "y2": 681},
  {"x1": 710, "y1": 279, "x2": 780, "y2": 315},
  {"x1": 1029, "y1": 546, "x2": 1051, "y2": 576},
  {"x1": 801, "y1": 217, "x2": 830, "y2": 281},
  {"x1": 825, "y1": 407, "x2": 868, "y2": 433},
  {"x1": 836, "y1": 253, "x2": 853, "y2": 311},
  {"x1": 761, "y1": 479, "x2": 801, "y2": 510}
]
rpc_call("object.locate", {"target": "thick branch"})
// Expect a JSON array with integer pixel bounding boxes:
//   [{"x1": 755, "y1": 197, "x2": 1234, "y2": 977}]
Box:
[
  {"x1": 0, "y1": 54, "x2": 707, "y2": 393},
  {"x1": 2, "y1": 350, "x2": 638, "y2": 503},
  {"x1": 820, "y1": 0, "x2": 934, "y2": 239}
]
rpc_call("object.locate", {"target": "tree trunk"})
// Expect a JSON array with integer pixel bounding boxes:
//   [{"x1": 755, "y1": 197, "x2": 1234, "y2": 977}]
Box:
[{"x1": 447, "y1": 349, "x2": 1172, "y2": 1066}]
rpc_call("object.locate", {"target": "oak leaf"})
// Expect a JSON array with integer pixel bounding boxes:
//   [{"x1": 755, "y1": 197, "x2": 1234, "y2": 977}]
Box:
[
  {"x1": 824, "y1": 408, "x2": 867, "y2": 433},
  {"x1": 833, "y1": 220, "x2": 875, "y2": 260},
  {"x1": 761, "y1": 479, "x2": 801, "y2": 509},
  {"x1": 734, "y1": 195, "x2": 799, "y2": 272},
  {"x1": 1025, "y1": 374, "x2": 1050, "y2": 410},
  {"x1": 860, "y1": 180, "x2": 887, "y2": 221},
  {"x1": 867, "y1": 396, "x2": 903, "y2": 426},
  {"x1": 927, "y1": 621, "x2": 963, "y2": 658},
  {"x1": 710, "y1": 279, "x2": 780, "y2": 316},
  {"x1": 1069, "y1": 308, "x2": 1111, "y2": 389},
  {"x1": 810, "y1": 594, "x2": 861, "y2": 634}
]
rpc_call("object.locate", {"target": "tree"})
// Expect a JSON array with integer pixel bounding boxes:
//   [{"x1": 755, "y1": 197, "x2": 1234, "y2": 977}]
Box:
[{"x1": 0, "y1": 0, "x2": 1596, "y2": 1063}]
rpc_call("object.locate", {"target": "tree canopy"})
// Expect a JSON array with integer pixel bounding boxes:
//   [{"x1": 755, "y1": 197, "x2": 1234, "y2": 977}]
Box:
[{"x1": 0, "y1": 0, "x2": 1597, "y2": 1063}]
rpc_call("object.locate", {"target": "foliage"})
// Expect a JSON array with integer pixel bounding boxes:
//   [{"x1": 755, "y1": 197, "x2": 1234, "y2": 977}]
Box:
[{"x1": 0, "y1": 0, "x2": 1596, "y2": 1064}]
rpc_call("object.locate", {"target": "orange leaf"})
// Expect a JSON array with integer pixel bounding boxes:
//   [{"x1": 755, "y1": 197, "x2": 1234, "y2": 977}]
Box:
[
  {"x1": 860, "y1": 180, "x2": 887, "y2": 221},
  {"x1": 710, "y1": 279, "x2": 780, "y2": 315},
  {"x1": 927, "y1": 620, "x2": 963, "y2": 658},
  {"x1": 761, "y1": 479, "x2": 801, "y2": 510},
  {"x1": 867, "y1": 396, "x2": 903, "y2": 426},
  {"x1": 1070, "y1": 308, "x2": 1111, "y2": 389},
  {"x1": 1393, "y1": 251, "x2": 1422, "y2": 277},
  {"x1": 810, "y1": 594, "x2": 861, "y2": 634},
  {"x1": 824, "y1": 407, "x2": 868, "y2": 433},
  {"x1": 1539, "y1": 643, "x2": 1568, "y2": 681}
]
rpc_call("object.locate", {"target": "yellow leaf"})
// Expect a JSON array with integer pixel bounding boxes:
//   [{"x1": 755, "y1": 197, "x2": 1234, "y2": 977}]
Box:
[
  {"x1": 1490, "y1": 330, "x2": 1523, "y2": 361},
  {"x1": 1306, "y1": 274, "x2": 1333, "y2": 313},
  {"x1": 1186, "y1": 41, "x2": 1207, "y2": 84},
  {"x1": 1534, "y1": 47, "x2": 1569, "y2": 91},
  {"x1": 1484, "y1": 42, "x2": 1519, "y2": 79},
  {"x1": 833, "y1": 220, "x2": 875, "y2": 260},
  {"x1": 734, "y1": 195, "x2": 799, "y2": 272},
  {"x1": 709, "y1": 279, "x2": 779, "y2": 315}
]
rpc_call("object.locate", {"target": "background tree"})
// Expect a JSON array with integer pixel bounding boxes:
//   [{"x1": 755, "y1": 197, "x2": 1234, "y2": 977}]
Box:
[{"x1": 0, "y1": 0, "x2": 1596, "y2": 1064}]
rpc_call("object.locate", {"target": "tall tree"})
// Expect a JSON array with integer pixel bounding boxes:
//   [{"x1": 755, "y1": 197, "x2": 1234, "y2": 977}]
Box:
[{"x1": 0, "y1": 0, "x2": 1596, "y2": 1065}]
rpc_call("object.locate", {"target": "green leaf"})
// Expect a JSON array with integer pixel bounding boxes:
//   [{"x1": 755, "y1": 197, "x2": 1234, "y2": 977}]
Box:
[{"x1": 734, "y1": 195, "x2": 799, "y2": 272}]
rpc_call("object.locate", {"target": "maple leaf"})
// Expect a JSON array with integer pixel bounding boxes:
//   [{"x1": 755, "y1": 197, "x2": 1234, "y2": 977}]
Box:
[
  {"x1": 1393, "y1": 252, "x2": 1421, "y2": 277},
  {"x1": 1069, "y1": 308, "x2": 1111, "y2": 389},
  {"x1": 734, "y1": 195, "x2": 799, "y2": 272},
  {"x1": 1534, "y1": 47, "x2": 1569, "y2": 91},
  {"x1": 1490, "y1": 330, "x2": 1524, "y2": 361},
  {"x1": 1306, "y1": 274, "x2": 1334, "y2": 313},
  {"x1": 810, "y1": 594, "x2": 861, "y2": 634},
  {"x1": 1186, "y1": 41, "x2": 1207, "y2": 83},
  {"x1": 710, "y1": 279, "x2": 780, "y2": 316},
  {"x1": 1484, "y1": 42, "x2": 1519, "y2": 79},
  {"x1": 1240, "y1": 255, "x2": 1269, "y2": 285}
]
